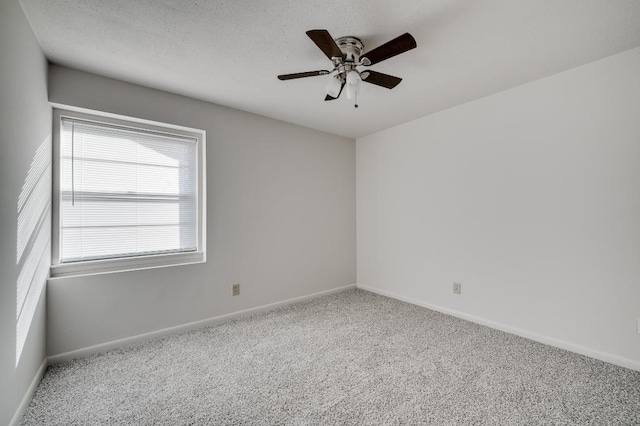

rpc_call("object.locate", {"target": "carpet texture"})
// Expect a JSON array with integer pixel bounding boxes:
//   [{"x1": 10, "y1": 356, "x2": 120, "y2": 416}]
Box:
[{"x1": 21, "y1": 289, "x2": 640, "y2": 425}]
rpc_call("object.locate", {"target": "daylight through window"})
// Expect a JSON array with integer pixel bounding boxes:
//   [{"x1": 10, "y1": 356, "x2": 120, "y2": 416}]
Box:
[{"x1": 58, "y1": 116, "x2": 200, "y2": 264}]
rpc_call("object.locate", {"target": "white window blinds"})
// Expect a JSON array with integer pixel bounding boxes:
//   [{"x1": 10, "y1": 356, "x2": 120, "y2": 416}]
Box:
[{"x1": 60, "y1": 117, "x2": 198, "y2": 263}]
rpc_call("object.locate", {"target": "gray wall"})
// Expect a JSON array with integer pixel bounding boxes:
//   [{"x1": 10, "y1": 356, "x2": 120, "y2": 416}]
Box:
[
  {"x1": 357, "y1": 47, "x2": 640, "y2": 369},
  {"x1": 0, "y1": 0, "x2": 51, "y2": 424},
  {"x1": 47, "y1": 65, "x2": 356, "y2": 356}
]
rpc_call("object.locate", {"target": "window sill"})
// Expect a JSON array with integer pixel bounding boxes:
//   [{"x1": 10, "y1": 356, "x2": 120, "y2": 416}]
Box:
[{"x1": 49, "y1": 251, "x2": 205, "y2": 279}]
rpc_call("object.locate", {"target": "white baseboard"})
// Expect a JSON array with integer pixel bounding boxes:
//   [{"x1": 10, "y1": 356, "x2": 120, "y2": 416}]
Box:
[
  {"x1": 10, "y1": 358, "x2": 48, "y2": 426},
  {"x1": 49, "y1": 284, "x2": 357, "y2": 365},
  {"x1": 357, "y1": 284, "x2": 640, "y2": 372}
]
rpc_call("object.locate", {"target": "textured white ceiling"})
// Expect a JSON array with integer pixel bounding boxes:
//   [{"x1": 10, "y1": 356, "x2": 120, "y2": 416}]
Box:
[{"x1": 19, "y1": 0, "x2": 640, "y2": 138}]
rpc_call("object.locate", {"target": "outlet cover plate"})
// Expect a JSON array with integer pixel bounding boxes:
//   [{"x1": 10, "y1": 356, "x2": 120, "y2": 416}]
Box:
[
  {"x1": 232, "y1": 283, "x2": 240, "y2": 296},
  {"x1": 453, "y1": 282, "x2": 462, "y2": 295}
]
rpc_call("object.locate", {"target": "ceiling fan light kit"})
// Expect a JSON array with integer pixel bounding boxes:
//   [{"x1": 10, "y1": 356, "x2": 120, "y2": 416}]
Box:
[
  {"x1": 345, "y1": 70, "x2": 362, "y2": 104},
  {"x1": 278, "y1": 29, "x2": 416, "y2": 108},
  {"x1": 325, "y1": 76, "x2": 343, "y2": 98}
]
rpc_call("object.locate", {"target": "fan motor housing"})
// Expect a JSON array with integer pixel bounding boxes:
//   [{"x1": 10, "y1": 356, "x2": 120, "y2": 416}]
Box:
[{"x1": 335, "y1": 36, "x2": 364, "y2": 62}]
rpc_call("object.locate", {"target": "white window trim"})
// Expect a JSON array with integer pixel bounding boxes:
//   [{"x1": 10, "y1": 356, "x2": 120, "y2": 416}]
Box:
[{"x1": 50, "y1": 105, "x2": 206, "y2": 278}]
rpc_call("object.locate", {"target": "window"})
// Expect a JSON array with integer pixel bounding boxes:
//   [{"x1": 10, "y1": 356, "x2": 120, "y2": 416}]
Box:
[{"x1": 51, "y1": 108, "x2": 205, "y2": 277}]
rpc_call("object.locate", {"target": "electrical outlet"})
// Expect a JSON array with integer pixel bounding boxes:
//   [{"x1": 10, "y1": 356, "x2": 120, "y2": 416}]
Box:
[
  {"x1": 232, "y1": 283, "x2": 240, "y2": 296},
  {"x1": 453, "y1": 282, "x2": 462, "y2": 295},
  {"x1": 637, "y1": 319, "x2": 640, "y2": 334}
]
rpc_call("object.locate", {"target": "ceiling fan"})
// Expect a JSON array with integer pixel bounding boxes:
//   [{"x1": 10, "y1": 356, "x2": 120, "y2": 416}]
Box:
[{"x1": 278, "y1": 29, "x2": 417, "y2": 108}]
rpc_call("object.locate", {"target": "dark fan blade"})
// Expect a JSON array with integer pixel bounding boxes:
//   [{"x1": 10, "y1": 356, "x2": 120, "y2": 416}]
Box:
[
  {"x1": 324, "y1": 82, "x2": 345, "y2": 101},
  {"x1": 362, "y1": 71, "x2": 402, "y2": 89},
  {"x1": 278, "y1": 70, "x2": 330, "y2": 80},
  {"x1": 361, "y1": 33, "x2": 416, "y2": 66},
  {"x1": 306, "y1": 30, "x2": 345, "y2": 60}
]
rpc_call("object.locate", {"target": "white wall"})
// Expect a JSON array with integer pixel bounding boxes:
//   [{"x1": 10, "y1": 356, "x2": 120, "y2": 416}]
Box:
[
  {"x1": 0, "y1": 1, "x2": 51, "y2": 424},
  {"x1": 47, "y1": 65, "x2": 356, "y2": 357},
  {"x1": 357, "y1": 47, "x2": 640, "y2": 369}
]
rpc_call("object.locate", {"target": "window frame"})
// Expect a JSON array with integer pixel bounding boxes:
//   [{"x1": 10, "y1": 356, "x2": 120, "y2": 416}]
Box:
[{"x1": 50, "y1": 105, "x2": 206, "y2": 278}]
